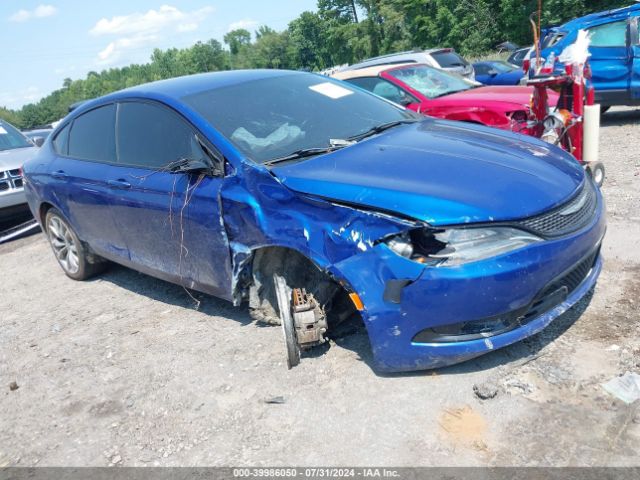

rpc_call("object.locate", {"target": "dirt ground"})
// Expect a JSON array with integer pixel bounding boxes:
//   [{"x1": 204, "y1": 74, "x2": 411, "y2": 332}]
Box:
[{"x1": 1, "y1": 108, "x2": 639, "y2": 467}]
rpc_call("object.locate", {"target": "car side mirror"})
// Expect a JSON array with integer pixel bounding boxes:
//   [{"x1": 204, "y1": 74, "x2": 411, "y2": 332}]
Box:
[
  {"x1": 168, "y1": 157, "x2": 215, "y2": 175},
  {"x1": 488, "y1": 69, "x2": 498, "y2": 76},
  {"x1": 33, "y1": 136, "x2": 45, "y2": 147}
]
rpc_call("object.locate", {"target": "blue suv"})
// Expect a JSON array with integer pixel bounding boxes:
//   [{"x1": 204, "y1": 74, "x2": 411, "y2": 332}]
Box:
[
  {"x1": 539, "y1": 4, "x2": 640, "y2": 107},
  {"x1": 23, "y1": 71, "x2": 606, "y2": 372}
]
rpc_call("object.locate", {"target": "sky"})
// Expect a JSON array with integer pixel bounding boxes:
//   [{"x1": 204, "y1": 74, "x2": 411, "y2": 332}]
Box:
[{"x1": 0, "y1": 0, "x2": 319, "y2": 109}]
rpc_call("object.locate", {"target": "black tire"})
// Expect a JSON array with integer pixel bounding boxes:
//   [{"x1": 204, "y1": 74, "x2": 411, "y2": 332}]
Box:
[
  {"x1": 273, "y1": 274, "x2": 300, "y2": 369},
  {"x1": 44, "y1": 208, "x2": 106, "y2": 280},
  {"x1": 586, "y1": 162, "x2": 605, "y2": 188}
]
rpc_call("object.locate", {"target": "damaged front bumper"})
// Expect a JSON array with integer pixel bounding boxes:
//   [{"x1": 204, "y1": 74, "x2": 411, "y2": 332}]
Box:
[{"x1": 332, "y1": 194, "x2": 606, "y2": 373}]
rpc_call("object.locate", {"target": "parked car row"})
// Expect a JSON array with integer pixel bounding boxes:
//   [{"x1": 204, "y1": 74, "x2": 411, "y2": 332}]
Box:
[
  {"x1": 338, "y1": 48, "x2": 476, "y2": 81},
  {"x1": 332, "y1": 63, "x2": 551, "y2": 136}
]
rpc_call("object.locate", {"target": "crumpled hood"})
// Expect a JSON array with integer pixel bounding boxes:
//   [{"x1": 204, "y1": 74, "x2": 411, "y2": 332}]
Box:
[
  {"x1": 0, "y1": 146, "x2": 38, "y2": 170},
  {"x1": 440, "y1": 85, "x2": 558, "y2": 109},
  {"x1": 271, "y1": 119, "x2": 584, "y2": 226}
]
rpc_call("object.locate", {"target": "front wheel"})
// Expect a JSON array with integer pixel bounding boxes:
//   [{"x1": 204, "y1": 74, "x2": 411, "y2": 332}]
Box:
[{"x1": 45, "y1": 208, "x2": 106, "y2": 280}]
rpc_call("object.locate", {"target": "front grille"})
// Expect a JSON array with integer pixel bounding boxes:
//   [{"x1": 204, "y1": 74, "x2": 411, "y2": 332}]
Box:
[
  {"x1": 539, "y1": 248, "x2": 599, "y2": 299},
  {"x1": 412, "y1": 247, "x2": 600, "y2": 344},
  {"x1": 0, "y1": 168, "x2": 24, "y2": 193},
  {"x1": 516, "y1": 180, "x2": 597, "y2": 238}
]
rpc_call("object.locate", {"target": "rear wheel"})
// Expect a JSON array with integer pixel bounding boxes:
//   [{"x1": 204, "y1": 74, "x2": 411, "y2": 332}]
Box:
[{"x1": 45, "y1": 208, "x2": 106, "y2": 280}]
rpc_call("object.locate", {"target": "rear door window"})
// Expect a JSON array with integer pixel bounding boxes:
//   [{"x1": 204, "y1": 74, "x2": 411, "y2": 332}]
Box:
[
  {"x1": 52, "y1": 124, "x2": 70, "y2": 155},
  {"x1": 588, "y1": 20, "x2": 627, "y2": 47},
  {"x1": 116, "y1": 101, "x2": 206, "y2": 170},
  {"x1": 542, "y1": 32, "x2": 566, "y2": 49},
  {"x1": 431, "y1": 51, "x2": 468, "y2": 68},
  {"x1": 68, "y1": 104, "x2": 116, "y2": 162}
]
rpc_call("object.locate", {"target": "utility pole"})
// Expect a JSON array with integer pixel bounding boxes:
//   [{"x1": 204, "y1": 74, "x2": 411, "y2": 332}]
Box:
[{"x1": 350, "y1": 0, "x2": 359, "y2": 22}]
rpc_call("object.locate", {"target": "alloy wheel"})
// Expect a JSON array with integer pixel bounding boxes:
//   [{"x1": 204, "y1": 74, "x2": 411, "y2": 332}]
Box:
[{"x1": 47, "y1": 216, "x2": 80, "y2": 274}]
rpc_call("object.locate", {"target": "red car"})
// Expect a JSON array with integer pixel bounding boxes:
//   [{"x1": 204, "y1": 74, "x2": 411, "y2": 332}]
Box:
[{"x1": 333, "y1": 63, "x2": 558, "y2": 136}]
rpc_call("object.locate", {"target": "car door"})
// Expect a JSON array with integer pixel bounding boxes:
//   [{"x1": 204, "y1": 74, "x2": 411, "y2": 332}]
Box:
[
  {"x1": 48, "y1": 105, "x2": 129, "y2": 260},
  {"x1": 587, "y1": 19, "x2": 632, "y2": 103},
  {"x1": 631, "y1": 15, "x2": 640, "y2": 101},
  {"x1": 473, "y1": 63, "x2": 491, "y2": 84},
  {"x1": 109, "y1": 100, "x2": 232, "y2": 297}
]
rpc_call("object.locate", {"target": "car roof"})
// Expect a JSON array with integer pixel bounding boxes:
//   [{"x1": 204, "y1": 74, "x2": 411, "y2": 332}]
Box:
[
  {"x1": 332, "y1": 63, "x2": 418, "y2": 80},
  {"x1": 558, "y1": 3, "x2": 640, "y2": 31},
  {"x1": 73, "y1": 69, "x2": 301, "y2": 115},
  {"x1": 342, "y1": 48, "x2": 458, "y2": 71}
]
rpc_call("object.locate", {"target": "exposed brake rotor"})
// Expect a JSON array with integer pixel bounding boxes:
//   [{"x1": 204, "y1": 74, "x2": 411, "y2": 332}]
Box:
[{"x1": 273, "y1": 274, "x2": 328, "y2": 369}]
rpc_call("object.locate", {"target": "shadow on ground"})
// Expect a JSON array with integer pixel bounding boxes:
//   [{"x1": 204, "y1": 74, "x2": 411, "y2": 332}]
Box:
[
  {"x1": 95, "y1": 263, "x2": 254, "y2": 326},
  {"x1": 0, "y1": 213, "x2": 41, "y2": 254},
  {"x1": 601, "y1": 108, "x2": 640, "y2": 127},
  {"x1": 93, "y1": 257, "x2": 596, "y2": 377}
]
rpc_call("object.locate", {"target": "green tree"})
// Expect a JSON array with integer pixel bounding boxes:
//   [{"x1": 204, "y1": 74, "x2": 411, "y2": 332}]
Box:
[
  {"x1": 224, "y1": 29, "x2": 251, "y2": 55},
  {"x1": 288, "y1": 12, "x2": 332, "y2": 69},
  {"x1": 7, "y1": 0, "x2": 635, "y2": 128}
]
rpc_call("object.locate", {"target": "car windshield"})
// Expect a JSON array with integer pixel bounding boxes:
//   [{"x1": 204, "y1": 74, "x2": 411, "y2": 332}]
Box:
[
  {"x1": 387, "y1": 65, "x2": 473, "y2": 99},
  {"x1": 490, "y1": 61, "x2": 518, "y2": 73},
  {"x1": 0, "y1": 121, "x2": 32, "y2": 151},
  {"x1": 182, "y1": 73, "x2": 416, "y2": 164}
]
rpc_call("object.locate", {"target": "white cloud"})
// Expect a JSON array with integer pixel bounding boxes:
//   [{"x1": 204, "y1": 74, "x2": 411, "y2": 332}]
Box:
[
  {"x1": 34, "y1": 5, "x2": 57, "y2": 18},
  {"x1": 227, "y1": 19, "x2": 258, "y2": 32},
  {"x1": 97, "y1": 34, "x2": 158, "y2": 65},
  {"x1": 0, "y1": 86, "x2": 42, "y2": 109},
  {"x1": 9, "y1": 10, "x2": 30, "y2": 22},
  {"x1": 90, "y1": 5, "x2": 214, "y2": 65},
  {"x1": 8, "y1": 4, "x2": 57, "y2": 22}
]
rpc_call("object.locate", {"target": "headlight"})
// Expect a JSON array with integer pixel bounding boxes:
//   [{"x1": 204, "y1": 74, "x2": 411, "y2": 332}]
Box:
[{"x1": 383, "y1": 227, "x2": 542, "y2": 266}]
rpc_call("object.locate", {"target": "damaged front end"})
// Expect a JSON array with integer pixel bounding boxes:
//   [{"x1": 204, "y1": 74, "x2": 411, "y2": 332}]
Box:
[{"x1": 217, "y1": 133, "x2": 605, "y2": 373}]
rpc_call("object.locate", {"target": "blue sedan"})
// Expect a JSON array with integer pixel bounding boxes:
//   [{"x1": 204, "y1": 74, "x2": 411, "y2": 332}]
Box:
[
  {"x1": 23, "y1": 70, "x2": 605, "y2": 372},
  {"x1": 473, "y1": 60, "x2": 524, "y2": 85}
]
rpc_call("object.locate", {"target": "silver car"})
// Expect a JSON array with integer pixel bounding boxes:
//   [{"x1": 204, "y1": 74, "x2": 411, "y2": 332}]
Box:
[
  {"x1": 340, "y1": 48, "x2": 475, "y2": 80},
  {"x1": 0, "y1": 120, "x2": 38, "y2": 220}
]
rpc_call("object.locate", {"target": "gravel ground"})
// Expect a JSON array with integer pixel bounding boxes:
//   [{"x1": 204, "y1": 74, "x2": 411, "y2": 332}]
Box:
[{"x1": 1, "y1": 108, "x2": 639, "y2": 467}]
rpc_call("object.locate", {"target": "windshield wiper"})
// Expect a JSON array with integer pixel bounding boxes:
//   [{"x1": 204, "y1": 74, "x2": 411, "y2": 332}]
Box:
[
  {"x1": 263, "y1": 146, "x2": 344, "y2": 166},
  {"x1": 347, "y1": 119, "x2": 419, "y2": 142},
  {"x1": 430, "y1": 88, "x2": 473, "y2": 99},
  {"x1": 263, "y1": 119, "x2": 418, "y2": 166}
]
